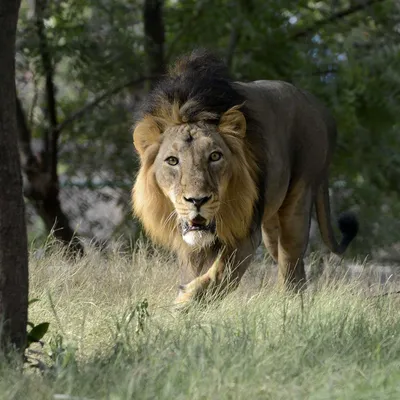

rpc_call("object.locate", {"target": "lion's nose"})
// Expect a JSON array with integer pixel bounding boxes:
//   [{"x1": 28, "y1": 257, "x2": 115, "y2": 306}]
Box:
[{"x1": 184, "y1": 196, "x2": 211, "y2": 211}]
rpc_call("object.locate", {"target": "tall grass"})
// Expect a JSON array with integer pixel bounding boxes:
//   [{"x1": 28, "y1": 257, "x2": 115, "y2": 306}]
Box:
[{"x1": 2, "y1": 241, "x2": 400, "y2": 400}]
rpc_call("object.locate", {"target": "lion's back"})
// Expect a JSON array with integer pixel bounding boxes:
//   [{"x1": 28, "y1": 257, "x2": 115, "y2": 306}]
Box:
[{"x1": 234, "y1": 79, "x2": 338, "y2": 198}]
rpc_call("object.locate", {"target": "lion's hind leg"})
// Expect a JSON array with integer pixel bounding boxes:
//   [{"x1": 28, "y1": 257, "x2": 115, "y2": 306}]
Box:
[{"x1": 277, "y1": 184, "x2": 313, "y2": 291}]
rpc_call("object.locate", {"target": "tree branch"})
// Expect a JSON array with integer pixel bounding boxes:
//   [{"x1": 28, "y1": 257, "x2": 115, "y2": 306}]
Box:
[
  {"x1": 29, "y1": 74, "x2": 39, "y2": 127},
  {"x1": 293, "y1": 67, "x2": 338, "y2": 78},
  {"x1": 165, "y1": 0, "x2": 212, "y2": 62},
  {"x1": 144, "y1": 0, "x2": 166, "y2": 90},
  {"x1": 16, "y1": 95, "x2": 36, "y2": 167},
  {"x1": 225, "y1": 1, "x2": 243, "y2": 71},
  {"x1": 291, "y1": 0, "x2": 386, "y2": 40},
  {"x1": 226, "y1": 20, "x2": 241, "y2": 71},
  {"x1": 55, "y1": 76, "x2": 156, "y2": 134},
  {"x1": 35, "y1": 0, "x2": 58, "y2": 180}
]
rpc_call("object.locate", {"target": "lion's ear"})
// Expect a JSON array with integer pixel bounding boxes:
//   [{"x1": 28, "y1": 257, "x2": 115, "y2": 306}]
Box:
[
  {"x1": 218, "y1": 106, "x2": 246, "y2": 138},
  {"x1": 133, "y1": 116, "x2": 161, "y2": 157}
]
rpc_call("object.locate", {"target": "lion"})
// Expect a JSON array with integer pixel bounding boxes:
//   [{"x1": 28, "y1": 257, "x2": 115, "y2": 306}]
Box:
[{"x1": 131, "y1": 49, "x2": 359, "y2": 308}]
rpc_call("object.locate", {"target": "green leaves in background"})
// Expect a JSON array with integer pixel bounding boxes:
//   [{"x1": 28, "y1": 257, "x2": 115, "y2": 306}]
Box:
[{"x1": 17, "y1": 0, "x2": 400, "y2": 256}]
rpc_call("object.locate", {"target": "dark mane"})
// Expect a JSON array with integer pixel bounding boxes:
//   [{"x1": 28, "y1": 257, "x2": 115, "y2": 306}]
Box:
[
  {"x1": 139, "y1": 49, "x2": 248, "y2": 124},
  {"x1": 136, "y1": 49, "x2": 265, "y2": 234}
]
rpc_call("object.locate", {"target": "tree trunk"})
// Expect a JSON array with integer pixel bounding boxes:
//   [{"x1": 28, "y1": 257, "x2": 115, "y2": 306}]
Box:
[
  {"x1": 16, "y1": 96, "x2": 84, "y2": 257},
  {"x1": 13, "y1": 1, "x2": 85, "y2": 257},
  {"x1": 0, "y1": 0, "x2": 29, "y2": 352},
  {"x1": 143, "y1": 0, "x2": 166, "y2": 90}
]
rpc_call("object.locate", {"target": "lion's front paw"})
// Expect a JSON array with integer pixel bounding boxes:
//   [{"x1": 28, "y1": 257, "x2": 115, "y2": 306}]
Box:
[
  {"x1": 173, "y1": 290, "x2": 194, "y2": 313},
  {"x1": 173, "y1": 282, "x2": 201, "y2": 309},
  {"x1": 173, "y1": 255, "x2": 225, "y2": 311},
  {"x1": 173, "y1": 275, "x2": 212, "y2": 311}
]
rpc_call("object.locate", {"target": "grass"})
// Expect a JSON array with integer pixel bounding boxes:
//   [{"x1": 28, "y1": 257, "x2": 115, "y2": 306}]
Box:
[{"x1": 2, "y1": 241, "x2": 400, "y2": 400}]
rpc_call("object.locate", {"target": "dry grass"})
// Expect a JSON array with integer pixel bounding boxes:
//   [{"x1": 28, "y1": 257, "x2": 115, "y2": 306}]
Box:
[
  {"x1": 27, "y1": 241, "x2": 180, "y2": 359},
  {"x1": 1, "y1": 240, "x2": 400, "y2": 399}
]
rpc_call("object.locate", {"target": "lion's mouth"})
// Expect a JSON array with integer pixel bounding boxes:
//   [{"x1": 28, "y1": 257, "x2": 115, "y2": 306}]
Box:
[{"x1": 182, "y1": 215, "x2": 216, "y2": 235}]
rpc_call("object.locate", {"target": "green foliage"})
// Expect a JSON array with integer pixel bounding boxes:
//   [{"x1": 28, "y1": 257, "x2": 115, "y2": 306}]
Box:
[
  {"x1": 26, "y1": 298, "x2": 50, "y2": 348},
  {"x1": 112, "y1": 299, "x2": 150, "y2": 354},
  {"x1": 25, "y1": 297, "x2": 78, "y2": 375},
  {"x1": 46, "y1": 333, "x2": 78, "y2": 376},
  {"x1": 27, "y1": 323, "x2": 50, "y2": 348},
  {"x1": 25, "y1": 298, "x2": 51, "y2": 372}
]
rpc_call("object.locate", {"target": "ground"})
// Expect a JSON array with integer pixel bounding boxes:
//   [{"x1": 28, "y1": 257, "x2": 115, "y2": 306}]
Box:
[{"x1": 2, "y1": 241, "x2": 400, "y2": 400}]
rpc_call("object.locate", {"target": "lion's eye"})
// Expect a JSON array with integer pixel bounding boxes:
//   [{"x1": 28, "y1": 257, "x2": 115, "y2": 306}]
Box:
[
  {"x1": 165, "y1": 156, "x2": 179, "y2": 166},
  {"x1": 209, "y1": 151, "x2": 222, "y2": 162}
]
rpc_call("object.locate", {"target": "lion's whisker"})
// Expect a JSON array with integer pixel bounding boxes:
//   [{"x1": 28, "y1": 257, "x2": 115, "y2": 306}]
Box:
[{"x1": 162, "y1": 210, "x2": 178, "y2": 228}]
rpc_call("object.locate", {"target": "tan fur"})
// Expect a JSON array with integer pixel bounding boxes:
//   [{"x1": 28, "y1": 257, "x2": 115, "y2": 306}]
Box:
[
  {"x1": 132, "y1": 140, "x2": 181, "y2": 250},
  {"x1": 132, "y1": 104, "x2": 258, "y2": 252},
  {"x1": 132, "y1": 55, "x2": 358, "y2": 308},
  {"x1": 217, "y1": 133, "x2": 259, "y2": 247}
]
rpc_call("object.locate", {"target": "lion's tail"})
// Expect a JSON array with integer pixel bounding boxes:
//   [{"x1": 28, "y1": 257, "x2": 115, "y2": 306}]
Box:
[{"x1": 315, "y1": 178, "x2": 359, "y2": 255}]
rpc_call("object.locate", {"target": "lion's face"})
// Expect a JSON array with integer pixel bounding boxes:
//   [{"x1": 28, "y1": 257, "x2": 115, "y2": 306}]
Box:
[
  {"x1": 154, "y1": 123, "x2": 232, "y2": 248},
  {"x1": 133, "y1": 105, "x2": 258, "y2": 251}
]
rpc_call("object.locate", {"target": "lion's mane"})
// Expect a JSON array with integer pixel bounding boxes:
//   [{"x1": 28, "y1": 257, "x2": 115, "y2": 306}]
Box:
[{"x1": 132, "y1": 50, "x2": 262, "y2": 252}]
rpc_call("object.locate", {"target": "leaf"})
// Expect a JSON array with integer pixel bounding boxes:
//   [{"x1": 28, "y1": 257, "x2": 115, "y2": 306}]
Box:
[
  {"x1": 28, "y1": 298, "x2": 40, "y2": 306},
  {"x1": 28, "y1": 322, "x2": 50, "y2": 343}
]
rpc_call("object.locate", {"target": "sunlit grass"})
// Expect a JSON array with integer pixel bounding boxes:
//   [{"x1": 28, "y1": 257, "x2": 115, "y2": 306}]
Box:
[{"x1": 2, "y1": 240, "x2": 400, "y2": 399}]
